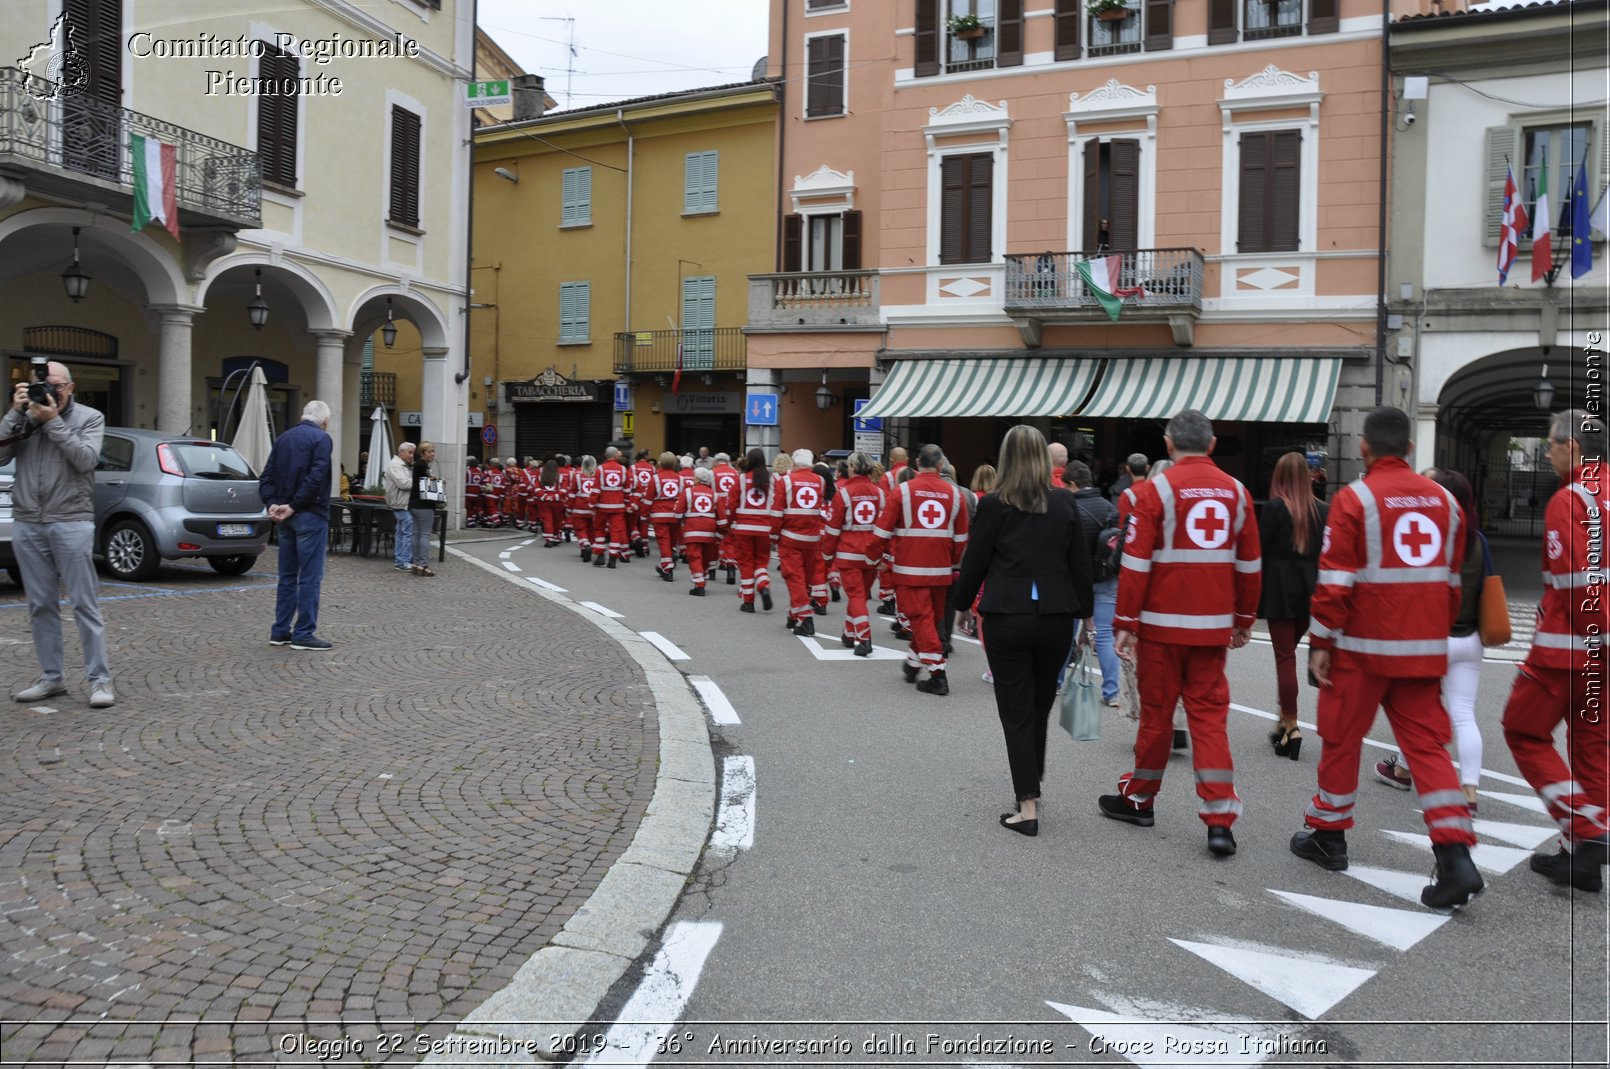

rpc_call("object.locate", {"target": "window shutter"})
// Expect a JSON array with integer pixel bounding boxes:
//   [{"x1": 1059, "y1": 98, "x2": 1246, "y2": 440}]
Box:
[
  {"x1": 561, "y1": 169, "x2": 576, "y2": 226},
  {"x1": 1308, "y1": 0, "x2": 1339, "y2": 35},
  {"x1": 559, "y1": 283, "x2": 575, "y2": 341},
  {"x1": 915, "y1": 0, "x2": 940, "y2": 77},
  {"x1": 997, "y1": 0, "x2": 1025, "y2": 67},
  {"x1": 1209, "y1": 0, "x2": 1238, "y2": 45},
  {"x1": 1269, "y1": 130, "x2": 1301, "y2": 251},
  {"x1": 66, "y1": 0, "x2": 122, "y2": 105},
  {"x1": 256, "y1": 49, "x2": 299, "y2": 187},
  {"x1": 825, "y1": 34, "x2": 845, "y2": 115},
  {"x1": 274, "y1": 52, "x2": 299, "y2": 187},
  {"x1": 389, "y1": 106, "x2": 421, "y2": 228},
  {"x1": 967, "y1": 154, "x2": 994, "y2": 263},
  {"x1": 842, "y1": 210, "x2": 862, "y2": 269},
  {"x1": 575, "y1": 284, "x2": 590, "y2": 342},
  {"x1": 1082, "y1": 139, "x2": 1102, "y2": 251},
  {"x1": 1484, "y1": 125, "x2": 1520, "y2": 247},
  {"x1": 940, "y1": 155, "x2": 966, "y2": 264},
  {"x1": 685, "y1": 152, "x2": 719, "y2": 212},
  {"x1": 783, "y1": 213, "x2": 803, "y2": 271},
  {"x1": 807, "y1": 35, "x2": 845, "y2": 116},
  {"x1": 701, "y1": 151, "x2": 719, "y2": 211},
  {"x1": 1054, "y1": 0, "x2": 1082, "y2": 60},
  {"x1": 1109, "y1": 139, "x2": 1141, "y2": 251},
  {"x1": 1144, "y1": 0, "x2": 1173, "y2": 51},
  {"x1": 1237, "y1": 132, "x2": 1269, "y2": 252}
]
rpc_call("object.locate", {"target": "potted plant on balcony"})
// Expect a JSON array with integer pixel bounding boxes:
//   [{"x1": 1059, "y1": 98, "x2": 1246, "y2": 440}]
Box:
[
  {"x1": 947, "y1": 13, "x2": 988, "y2": 39},
  {"x1": 1088, "y1": 0, "x2": 1131, "y2": 21}
]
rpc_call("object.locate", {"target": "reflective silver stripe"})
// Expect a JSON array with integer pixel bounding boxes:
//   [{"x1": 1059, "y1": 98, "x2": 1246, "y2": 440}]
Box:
[
  {"x1": 1199, "y1": 798, "x2": 1244, "y2": 815},
  {"x1": 1308, "y1": 620, "x2": 1336, "y2": 639},
  {"x1": 779, "y1": 530, "x2": 821, "y2": 542},
  {"x1": 1317, "y1": 569, "x2": 1356, "y2": 587},
  {"x1": 1133, "y1": 767, "x2": 1167, "y2": 779},
  {"x1": 1154, "y1": 471, "x2": 1177, "y2": 547},
  {"x1": 1535, "y1": 631, "x2": 1597, "y2": 650},
  {"x1": 1569, "y1": 482, "x2": 1599, "y2": 517},
  {"x1": 1545, "y1": 571, "x2": 1603, "y2": 590},
  {"x1": 1235, "y1": 558, "x2": 1261, "y2": 573},
  {"x1": 1419, "y1": 789, "x2": 1469, "y2": 810},
  {"x1": 1318, "y1": 788, "x2": 1357, "y2": 808},
  {"x1": 1335, "y1": 635, "x2": 1449, "y2": 656},
  {"x1": 730, "y1": 522, "x2": 771, "y2": 534},
  {"x1": 1139, "y1": 611, "x2": 1234, "y2": 629},
  {"x1": 1427, "y1": 815, "x2": 1474, "y2": 834},
  {"x1": 892, "y1": 564, "x2": 953, "y2": 577},
  {"x1": 824, "y1": 526, "x2": 842, "y2": 537},
  {"x1": 1120, "y1": 553, "x2": 1152, "y2": 573},
  {"x1": 1305, "y1": 802, "x2": 1342, "y2": 822},
  {"x1": 1153, "y1": 548, "x2": 1236, "y2": 564},
  {"x1": 1354, "y1": 480, "x2": 1383, "y2": 572},
  {"x1": 1541, "y1": 780, "x2": 1586, "y2": 804},
  {"x1": 871, "y1": 525, "x2": 895, "y2": 539},
  {"x1": 836, "y1": 552, "x2": 877, "y2": 564},
  {"x1": 783, "y1": 509, "x2": 818, "y2": 516},
  {"x1": 892, "y1": 528, "x2": 953, "y2": 539},
  {"x1": 1357, "y1": 565, "x2": 1451, "y2": 584},
  {"x1": 1113, "y1": 614, "x2": 1139, "y2": 625},
  {"x1": 1194, "y1": 769, "x2": 1236, "y2": 784}
]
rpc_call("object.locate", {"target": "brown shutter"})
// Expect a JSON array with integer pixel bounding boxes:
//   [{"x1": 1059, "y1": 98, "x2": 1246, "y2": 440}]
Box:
[
  {"x1": 1237, "y1": 131, "x2": 1269, "y2": 252},
  {"x1": 1082, "y1": 140, "x2": 1102, "y2": 252},
  {"x1": 277, "y1": 52, "x2": 300, "y2": 187},
  {"x1": 1144, "y1": 0, "x2": 1173, "y2": 51},
  {"x1": 1054, "y1": 0, "x2": 1082, "y2": 60},
  {"x1": 915, "y1": 0, "x2": 940, "y2": 77},
  {"x1": 1109, "y1": 139, "x2": 1140, "y2": 251},
  {"x1": 783, "y1": 214, "x2": 803, "y2": 272},
  {"x1": 940, "y1": 156, "x2": 966, "y2": 264},
  {"x1": 66, "y1": 0, "x2": 122, "y2": 105},
  {"x1": 1308, "y1": 0, "x2": 1339, "y2": 35},
  {"x1": 824, "y1": 34, "x2": 845, "y2": 115},
  {"x1": 841, "y1": 210, "x2": 862, "y2": 269},
  {"x1": 389, "y1": 106, "x2": 421, "y2": 227},
  {"x1": 806, "y1": 36, "x2": 837, "y2": 117},
  {"x1": 1209, "y1": 0, "x2": 1238, "y2": 44},
  {"x1": 996, "y1": 0, "x2": 1025, "y2": 67},
  {"x1": 1269, "y1": 130, "x2": 1302, "y2": 251},
  {"x1": 967, "y1": 154, "x2": 993, "y2": 263},
  {"x1": 258, "y1": 48, "x2": 299, "y2": 188}
]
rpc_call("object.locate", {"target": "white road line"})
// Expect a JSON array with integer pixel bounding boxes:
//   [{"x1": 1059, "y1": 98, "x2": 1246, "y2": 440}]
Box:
[
  {"x1": 581, "y1": 921, "x2": 722, "y2": 1069},
  {"x1": 525, "y1": 576, "x2": 567, "y2": 593},
  {"x1": 1340, "y1": 863, "x2": 1439, "y2": 906},
  {"x1": 579, "y1": 601, "x2": 624, "y2": 619},
  {"x1": 1378, "y1": 830, "x2": 1533, "y2": 874},
  {"x1": 689, "y1": 676, "x2": 740, "y2": 725},
  {"x1": 711, "y1": 756, "x2": 755, "y2": 853},
  {"x1": 795, "y1": 634, "x2": 906, "y2": 661},
  {"x1": 1045, "y1": 1001, "x2": 1278, "y2": 1068},
  {"x1": 1412, "y1": 811, "x2": 1556, "y2": 850},
  {"x1": 1267, "y1": 888, "x2": 1448, "y2": 951},
  {"x1": 1478, "y1": 789, "x2": 1549, "y2": 815},
  {"x1": 520, "y1": 539, "x2": 535, "y2": 546},
  {"x1": 640, "y1": 631, "x2": 689, "y2": 660},
  {"x1": 499, "y1": 550, "x2": 513, "y2": 559},
  {"x1": 501, "y1": 561, "x2": 521, "y2": 572},
  {"x1": 1169, "y1": 939, "x2": 1377, "y2": 1021}
]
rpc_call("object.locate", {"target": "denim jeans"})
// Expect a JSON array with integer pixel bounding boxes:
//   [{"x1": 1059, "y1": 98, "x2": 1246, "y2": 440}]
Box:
[
  {"x1": 1073, "y1": 579, "x2": 1120, "y2": 701},
  {"x1": 392, "y1": 508, "x2": 413, "y2": 568},
  {"x1": 410, "y1": 508, "x2": 434, "y2": 567},
  {"x1": 274, "y1": 511, "x2": 328, "y2": 641}
]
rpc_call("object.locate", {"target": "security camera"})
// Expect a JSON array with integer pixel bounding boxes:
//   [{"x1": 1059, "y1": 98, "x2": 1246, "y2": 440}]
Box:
[{"x1": 1404, "y1": 111, "x2": 1416, "y2": 126}]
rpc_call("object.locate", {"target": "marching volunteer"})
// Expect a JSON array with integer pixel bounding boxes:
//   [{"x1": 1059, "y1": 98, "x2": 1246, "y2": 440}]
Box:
[
  {"x1": 501, "y1": 458, "x2": 522, "y2": 528},
  {"x1": 1504, "y1": 410, "x2": 1609, "y2": 892},
  {"x1": 631, "y1": 449, "x2": 656, "y2": 556},
  {"x1": 870, "y1": 444, "x2": 969, "y2": 694},
  {"x1": 593, "y1": 445, "x2": 632, "y2": 568},
  {"x1": 711, "y1": 452, "x2": 741, "y2": 584},
  {"x1": 729, "y1": 448, "x2": 777, "y2": 613},
  {"x1": 568, "y1": 455, "x2": 599, "y2": 563},
  {"x1": 464, "y1": 458, "x2": 483, "y2": 527},
  {"x1": 556, "y1": 455, "x2": 576, "y2": 542},
  {"x1": 648, "y1": 452, "x2": 685, "y2": 582},
  {"x1": 510, "y1": 457, "x2": 532, "y2": 531},
  {"x1": 678, "y1": 467, "x2": 729, "y2": 596},
  {"x1": 1102, "y1": 409, "x2": 1260, "y2": 858},
  {"x1": 773, "y1": 449, "x2": 829, "y2": 636},
  {"x1": 821, "y1": 451, "x2": 887, "y2": 656},
  {"x1": 1290, "y1": 406, "x2": 1482, "y2": 909},
  {"x1": 536, "y1": 458, "x2": 565, "y2": 547},
  {"x1": 524, "y1": 458, "x2": 543, "y2": 532},
  {"x1": 481, "y1": 458, "x2": 506, "y2": 528}
]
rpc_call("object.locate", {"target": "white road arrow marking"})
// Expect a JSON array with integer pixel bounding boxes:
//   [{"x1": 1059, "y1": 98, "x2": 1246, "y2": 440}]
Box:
[
  {"x1": 1168, "y1": 939, "x2": 1377, "y2": 1020},
  {"x1": 794, "y1": 634, "x2": 905, "y2": 661},
  {"x1": 1267, "y1": 888, "x2": 1448, "y2": 951},
  {"x1": 1379, "y1": 830, "x2": 1533, "y2": 873},
  {"x1": 1340, "y1": 863, "x2": 1438, "y2": 906},
  {"x1": 1045, "y1": 1001, "x2": 1276, "y2": 1067},
  {"x1": 1478, "y1": 789, "x2": 1549, "y2": 815}
]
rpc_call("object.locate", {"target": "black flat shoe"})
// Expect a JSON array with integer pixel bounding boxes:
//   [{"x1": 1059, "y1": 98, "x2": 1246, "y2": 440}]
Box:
[
  {"x1": 1207, "y1": 826, "x2": 1237, "y2": 857},
  {"x1": 1000, "y1": 813, "x2": 1038, "y2": 837}
]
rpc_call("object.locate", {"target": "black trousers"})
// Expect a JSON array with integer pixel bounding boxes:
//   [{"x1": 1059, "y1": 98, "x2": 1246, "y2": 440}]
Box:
[{"x1": 982, "y1": 611, "x2": 1077, "y2": 801}]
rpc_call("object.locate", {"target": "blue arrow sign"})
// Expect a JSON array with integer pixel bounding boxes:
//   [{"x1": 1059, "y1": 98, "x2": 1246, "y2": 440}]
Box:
[
  {"x1": 853, "y1": 398, "x2": 882, "y2": 433},
  {"x1": 746, "y1": 392, "x2": 779, "y2": 426}
]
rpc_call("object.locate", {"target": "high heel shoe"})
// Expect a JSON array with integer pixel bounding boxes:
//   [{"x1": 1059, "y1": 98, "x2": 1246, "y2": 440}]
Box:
[
  {"x1": 999, "y1": 812, "x2": 1038, "y2": 837},
  {"x1": 1271, "y1": 723, "x2": 1301, "y2": 760}
]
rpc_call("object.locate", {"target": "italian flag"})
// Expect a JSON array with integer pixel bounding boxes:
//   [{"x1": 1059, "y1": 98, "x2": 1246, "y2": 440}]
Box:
[
  {"x1": 1074, "y1": 254, "x2": 1146, "y2": 321},
  {"x1": 130, "y1": 133, "x2": 179, "y2": 240},
  {"x1": 1530, "y1": 155, "x2": 1551, "y2": 284}
]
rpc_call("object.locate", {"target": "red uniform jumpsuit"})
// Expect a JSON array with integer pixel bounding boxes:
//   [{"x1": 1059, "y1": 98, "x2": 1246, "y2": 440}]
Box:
[
  {"x1": 648, "y1": 470, "x2": 684, "y2": 577},
  {"x1": 1302, "y1": 456, "x2": 1474, "y2": 846},
  {"x1": 464, "y1": 463, "x2": 482, "y2": 527},
  {"x1": 876, "y1": 463, "x2": 909, "y2": 606},
  {"x1": 593, "y1": 459, "x2": 632, "y2": 562},
  {"x1": 728, "y1": 473, "x2": 776, "y2": 608},
  {"x1": 509, "y1": 465, "x2": 530, "y2": 530},
  {"x1": 1502, "y1": 464, "x2": 1609, "y2": 850},
  {"x1": 822, "y1": 475, "x2": 887, "y2": 648},
  {"x1": 567, "y1": 470, "x2": 598, "y2": 560},
  {"x1": 1113, "y1": 455, "x2": 1260, "y2": 828},
  {"x1": 631, "y1": 459, "x2": 657, "y2": 552},
  {"x1": 481, "y1": 465, "x2": 506, "y2": 527},
  {"x1": 536, "y1": 474, "x2": 565, "y2": 547},
  {"x1": 503, "y1": 464, "x2": 523, "y2": 528},
  {"x1": 711, "y1": 463, "x2": 741, "y2": 575},
  {"x1": 556, "y1": 465, "x2": 575, "y2": 540},
  {"x1": 523, "y1": 465, "x2": 543, "y2": 530},
  {"x1": 678, "y1": 482, "x2": 729, "y2": 592},
  {"x1": 871, "y1": 472, "x2": 968, "y2": 676},
  {"x1": 773, "y1": 468, "x2": 829, "y2": 625}
]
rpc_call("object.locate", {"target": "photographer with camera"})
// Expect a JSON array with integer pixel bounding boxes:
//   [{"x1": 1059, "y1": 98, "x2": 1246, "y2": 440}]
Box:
[{"x1": 0, "y1": 359, "x2": 114, "y2": 708}]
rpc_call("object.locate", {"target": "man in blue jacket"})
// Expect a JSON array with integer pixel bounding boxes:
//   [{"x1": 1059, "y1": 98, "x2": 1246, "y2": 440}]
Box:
[{"x1": 259, "y1": 400, "x2": 334, "y2": 650}]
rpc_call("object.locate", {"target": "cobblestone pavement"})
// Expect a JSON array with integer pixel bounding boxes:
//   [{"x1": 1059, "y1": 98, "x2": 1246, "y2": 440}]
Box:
[{"x1": 0, "y1": 545, "x2": 655, "y2": 1065}]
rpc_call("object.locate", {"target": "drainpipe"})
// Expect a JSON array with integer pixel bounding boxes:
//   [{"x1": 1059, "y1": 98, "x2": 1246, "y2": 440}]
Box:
[
  {"x1": 618, "y1": 109, "x2": 634, "y2": 333},
  {"x1": 774, "y1": 0, "x2": 789, "y2": 272},
  {"x1": 1374, "y1": 0, "x2": 1390, "y2": 408},
  {"x1": 456, "y1": 0, "x2": 479, "y2": 389}
]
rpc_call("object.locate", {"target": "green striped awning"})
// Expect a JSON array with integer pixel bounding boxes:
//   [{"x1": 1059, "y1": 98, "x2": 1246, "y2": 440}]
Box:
[
  {"x1": 1078, "y1": 356, "x2": 1342, "y2": 424},
  {"x1": 856, "y1": 357, "x2": 1101, "y2": 419}
]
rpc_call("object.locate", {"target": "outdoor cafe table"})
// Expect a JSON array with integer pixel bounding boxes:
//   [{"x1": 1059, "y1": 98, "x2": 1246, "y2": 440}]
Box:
[{"x1": 329, "y1": 498, "x2": 445, "y2": 562}]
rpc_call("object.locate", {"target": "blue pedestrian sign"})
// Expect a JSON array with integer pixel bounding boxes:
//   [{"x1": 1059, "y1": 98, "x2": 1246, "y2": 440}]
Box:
[
  {"x1": 745, "y1": 392, "x2": 779, "y2": 426},
  {"x1": 853, "y1": 398, "x2": 882, "y2": 433},
  {"x1": 613, "y1": 381, "x2": 632, "y2": 412}
]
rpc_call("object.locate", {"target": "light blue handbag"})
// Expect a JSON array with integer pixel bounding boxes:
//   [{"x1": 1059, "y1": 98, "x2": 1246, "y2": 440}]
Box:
[{"x1": 1058, "y1": 645, "x2": 1101, "y2": 742}]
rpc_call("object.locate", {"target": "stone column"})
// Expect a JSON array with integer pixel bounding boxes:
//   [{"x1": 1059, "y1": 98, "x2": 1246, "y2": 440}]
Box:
[
  {"x1": 151, "y1": 305, "x2": 203, "y2": 434},
  {"x1": 743, "y1": 367, "x2": 782, "y2": 458},
  {"x1": 311, "y1": 331, "x2": 350, "y2": 497},
  {"x1": 421, "y1": 346, "x2": 465, "y2": 529},
  {"x1": 343, "y1": 341, "x2": 363, "y2": 481},
  {"x1": 1414, "y1": 402, "x2": 1440, "y2": 474}
]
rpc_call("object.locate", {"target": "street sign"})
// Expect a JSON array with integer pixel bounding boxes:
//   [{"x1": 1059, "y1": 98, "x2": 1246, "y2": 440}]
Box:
[
  {"x1": 399, "y1": 410, "x2": 423, "y2": 427},
  {"x1": 854, "y1": 431, "x2": 882, "y2": 458},
  {"x1": 466, "y1": 80, "x2": 511, "y2": 107},
  {"x1": 466, "y1": 412, "x2": 485, "y2": 428},
  {"x1": 853, "y1": 398, "x2": 882, "y2": 433},
  {"x1": 480, "y1": 425, "x2": 498, "y2": 446},
  {"x1": 621, "y1": 411, "x2": 635, "y2": 437},
  {"x1": 745, "y1": 392, "x2": 779, "y2": 426},
  {"x1": 613, "y1": 381, "x2": 632, "y2": 412}
]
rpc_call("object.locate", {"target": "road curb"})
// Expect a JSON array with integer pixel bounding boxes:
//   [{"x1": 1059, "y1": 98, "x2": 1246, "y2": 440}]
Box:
[{"x1": 426, "y1": 546, "x2": 716, "y2": 1064}]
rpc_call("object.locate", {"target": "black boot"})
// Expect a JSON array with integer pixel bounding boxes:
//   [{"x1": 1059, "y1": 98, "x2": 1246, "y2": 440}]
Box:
[
  {"x1": 739, "y1": 601, "x2": 756, "y2": 613},
  {"x1": 658, "y1": 567, "x2": 674, "y2": 583},
  {"x1": 1207, "y1": 827, "x2": 1237, "y2": 857},
  {"x1": 1422, "y1": 842, "x2": 1484, "y2": 909},
  {"x1": 1290, "y1": 827, "x2": 1349, "y2": 871},
  {"x1": 841, "y1": 634, "x2": 856, "y2": 649},
  {"x1": 794, "y1": 616, "x2": 815, "y2": 638},
  {"x1": 593, "y1": 554, "x2": 608, "y2": 567},
  {"x1": 915, "y1": 670, "x2": 949, "y2": 696},
  {"x1": 606, "y1": 556, "x2": 617, "y2": 569},
  {"x1": 760, "y1": 588, "x2": 773, "y2": 612},
  {"x1": 726, "y1": 566, "x2": 736, "y2": 585},
  {"x1": 854, "y1": 640, "x2": 873, "y2": 657},
  {"x1": 811, "y1": 599, "x2": 827, "y2": 615},
  {"x1": 877, "y1": 598, "x2": 896, "y2": 616},
  {"x1": 688, "y1": 586, "x2": 705, "y2": 597},
  {"x1": 581, "y1": 548, "x2": 592, "y2": 563},
  {"x1": 902, "y1": 663, "x2": 920, "y2": 684},
  {"x1": 1172, "y1": 729, "x2": 1189, "y2": 751},
  {"x1": 1098, "y1": 794, "x2": 1155, "y2": 827},
  {"x1": 830, "y1": 586, "x2": 841, "y2": 602},
  {"x1": 1530, "y1": 840, "x2": 1607, "y2": 892}
]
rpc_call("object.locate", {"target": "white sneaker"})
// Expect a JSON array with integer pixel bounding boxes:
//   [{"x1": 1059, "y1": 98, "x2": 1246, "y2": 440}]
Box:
[
  {"x1": 981, "y1": 669, "x2": 994, "y2": 684},
  {"x1": 14, "y1": 679, "x2": 67, "y2": 702},
  {"x1": 89, "y1": 684, "x2": 116, "y2": 709}
]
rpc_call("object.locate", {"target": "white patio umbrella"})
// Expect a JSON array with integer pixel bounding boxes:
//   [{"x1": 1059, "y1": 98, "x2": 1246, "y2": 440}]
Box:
[
  {"x1": 230, "y1": 364, "x2": 274, "y2": 475},
  {"x1": 362, "y1": 407, "x2": 392, "y2": 492}
]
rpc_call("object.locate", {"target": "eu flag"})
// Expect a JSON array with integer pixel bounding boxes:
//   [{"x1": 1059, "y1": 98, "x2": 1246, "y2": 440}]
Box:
[{"x1": 1571, "y1": 157, "x2": 1593, "y2": 279}]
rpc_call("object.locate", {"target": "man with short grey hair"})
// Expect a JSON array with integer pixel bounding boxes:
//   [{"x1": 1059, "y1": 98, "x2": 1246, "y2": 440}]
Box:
[
  {"x1": 383, "y1": 442, "x2": 417, "y2": 572},
  {"x1": 259, "y1": 400, "x2": 334, "y2": 650},
  {"x1": 1110, "y1": 452, "x2": 1150, "y2": 503},
  {"x1": 0, "y1": 360, "x2": 113, "y2": 707}
]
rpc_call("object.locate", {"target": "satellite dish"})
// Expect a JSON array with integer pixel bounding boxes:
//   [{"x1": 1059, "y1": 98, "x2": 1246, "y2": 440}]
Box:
[{"x1": 751, "y1": 55, "x2": 768, "y2": 80}]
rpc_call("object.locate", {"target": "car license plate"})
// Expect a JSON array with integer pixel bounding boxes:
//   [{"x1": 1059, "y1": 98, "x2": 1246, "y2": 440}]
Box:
[
  {"x1": 0, "y1": 491, "x2": 9, "y2": 508},
  {"x1": 217, "y1": 523, "x2": 253, "y2": 538}
]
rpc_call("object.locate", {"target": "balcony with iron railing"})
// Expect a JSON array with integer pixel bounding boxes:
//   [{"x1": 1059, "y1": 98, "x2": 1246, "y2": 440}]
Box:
[
  {"x1": 1004, "y1": 248, "x2": 1205, "y2": 347},
  {"x1": 613, "y1": 328, "x2": 746, "y2": 375},
  {"x1": 0, "y1": 67, "x2": 261, "y2": 228},
  {"x1": 360, "y1": 370, "x2": 397, "y2": 409},
  {"x1": 746, "y1": 270, "x2": 880, "y2": 331},
  {"x1": 944, "y1": 17, "x2": 997, "y2": 73}
]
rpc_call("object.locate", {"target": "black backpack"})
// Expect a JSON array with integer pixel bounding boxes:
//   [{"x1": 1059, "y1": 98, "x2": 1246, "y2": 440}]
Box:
[{"x1": 1075, "y1": 497, "x2": 1123, "y2": 582}]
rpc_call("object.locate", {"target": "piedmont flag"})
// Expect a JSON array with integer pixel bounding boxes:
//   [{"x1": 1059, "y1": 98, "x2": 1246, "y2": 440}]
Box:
[
  {"x1": 1073, "y1": 255, "x2": 1146, "y2": 321},
  {"x1": 1570, "y1": 157, "x2": 1593, "y2": 279},
  {"x1": 671, "y1": 337, "x2": 683, "y2": 395},
  {"x1": 1530, "y1": 155, "x2": 1551, "y2": 284},
  {"x1": 1497, "y1": 161, "x2": 1527, "y2": 285},
  {"x1": 130, "y1": 133, "x2": 179, "y2": 240}
]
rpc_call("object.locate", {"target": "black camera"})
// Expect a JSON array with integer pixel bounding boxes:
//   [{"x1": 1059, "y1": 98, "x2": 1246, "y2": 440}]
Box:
[{"x1": 26, "y1": 357, "x2": 57, "y2": 407}]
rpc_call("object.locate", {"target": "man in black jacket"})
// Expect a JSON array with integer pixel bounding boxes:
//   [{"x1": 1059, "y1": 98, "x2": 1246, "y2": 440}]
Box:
[
  {"x1": 259, "y1": 400, "x2": 334, "y2": 650},
  {"x1": 1067, "y1": 462, "x2": 1120, "y2": 707}
]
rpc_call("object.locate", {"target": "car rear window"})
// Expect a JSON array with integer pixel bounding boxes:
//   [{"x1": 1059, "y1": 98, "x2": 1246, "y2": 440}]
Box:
[{"x1": 171, "y1": 442, "x2": 256, "y2": 479}]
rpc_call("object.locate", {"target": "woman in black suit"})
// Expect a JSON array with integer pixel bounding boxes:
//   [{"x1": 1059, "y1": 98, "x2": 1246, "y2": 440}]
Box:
[{"x1": 954, "y1": 425, "x2": 1094, "y2": 837}]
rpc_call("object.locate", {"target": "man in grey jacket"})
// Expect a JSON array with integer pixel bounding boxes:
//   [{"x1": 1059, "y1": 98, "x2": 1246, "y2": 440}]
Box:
[
  {"x1": 383, "y1": 443, "x2": 416, "y2": 572},
  {"x1": 0, "y1": 361, "x2": 113, "y2": 707}
]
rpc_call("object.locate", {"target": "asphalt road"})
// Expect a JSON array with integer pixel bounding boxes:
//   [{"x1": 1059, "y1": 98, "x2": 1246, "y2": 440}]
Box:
[{"x1": 460, "y1": 533, "x2": 1608, "y2": 1069}]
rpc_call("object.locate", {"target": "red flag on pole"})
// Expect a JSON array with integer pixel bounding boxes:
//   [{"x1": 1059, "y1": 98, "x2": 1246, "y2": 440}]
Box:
[
  {"x1": 672, "y1": 336, "x2": 683, "y2": 395},
  {"x1": 1498, "y1": 161, "x2": 1526, "y2": 285}
]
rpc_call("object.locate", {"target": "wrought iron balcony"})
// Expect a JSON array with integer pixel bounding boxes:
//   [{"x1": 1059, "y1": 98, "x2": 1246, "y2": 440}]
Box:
[
  {"x1": 1004, "y1": 248, "x2": 1205, "y2": 348},
  {"x1": 360, "y1": 370, "x2": 397, "y2": 409},
  {"x1": 0, "y1": 67, "x2": 261, "y2": 228},
  {"x1": 613, "y1": 327, "x2": 746, "y2": 375},
  {"x1": 747, "y1": 270, "x2": 880, "y2": 331}
]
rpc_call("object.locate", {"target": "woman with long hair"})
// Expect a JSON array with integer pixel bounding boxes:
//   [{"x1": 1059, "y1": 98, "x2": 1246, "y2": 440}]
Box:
[
  {"x1": 954, "y1": 425, "x2": 1094, "y2": 837},
  {"x1": 406, "y1": 442, "x2": 444, "y2": 577},
  {"x1": 1375, "y1": 468, "x2": 1486, "y2": 809},
  {"x1": 728, "y1": 447, "x2": 777, "y2": 612},
  {"x1": 1259, "y1": 451, "x2": 1329, "y2": 759},
  {"x1": 537, "y1": 458, "x2": 565, "y2": 548}
]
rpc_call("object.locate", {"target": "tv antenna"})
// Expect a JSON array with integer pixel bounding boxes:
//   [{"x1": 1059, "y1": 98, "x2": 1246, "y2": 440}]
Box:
[{"x1": 540, "y1": 16, "x2": 577, "y2": 109}]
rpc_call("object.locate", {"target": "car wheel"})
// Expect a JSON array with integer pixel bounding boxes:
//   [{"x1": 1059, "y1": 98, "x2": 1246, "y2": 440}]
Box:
[
  {"x1": 5, "y1": 566, "x2": 21, "y2": 590},
  {"x1": 207, "y1": 554, "x2": 258, "y2": 576},
  {"x1": 102, "y1": 519, "x2": 161, "y2": 582}
]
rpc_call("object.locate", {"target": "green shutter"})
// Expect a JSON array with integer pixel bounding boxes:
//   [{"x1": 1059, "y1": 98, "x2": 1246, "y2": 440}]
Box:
[
  {"x1": 685, "y1": 152, "x2": 718, "y2": 213},
  {"x1": 681, "y1": 276, "x2": 716, "y2": 369},
  {"x1": 560, "y1": 281, "x2": 590, "y2": 343},
  {"x1": 562, "y1": 167, "x2": 591, "y2": 226},
  {"x1": 702, "y1": 151, "x2": 719, "y2": 212}
]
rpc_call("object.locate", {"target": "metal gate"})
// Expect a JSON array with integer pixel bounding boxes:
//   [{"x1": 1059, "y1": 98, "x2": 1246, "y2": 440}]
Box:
[{"x1": 1478, "y1": 451, "x2": 1558, "y2": 539}]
